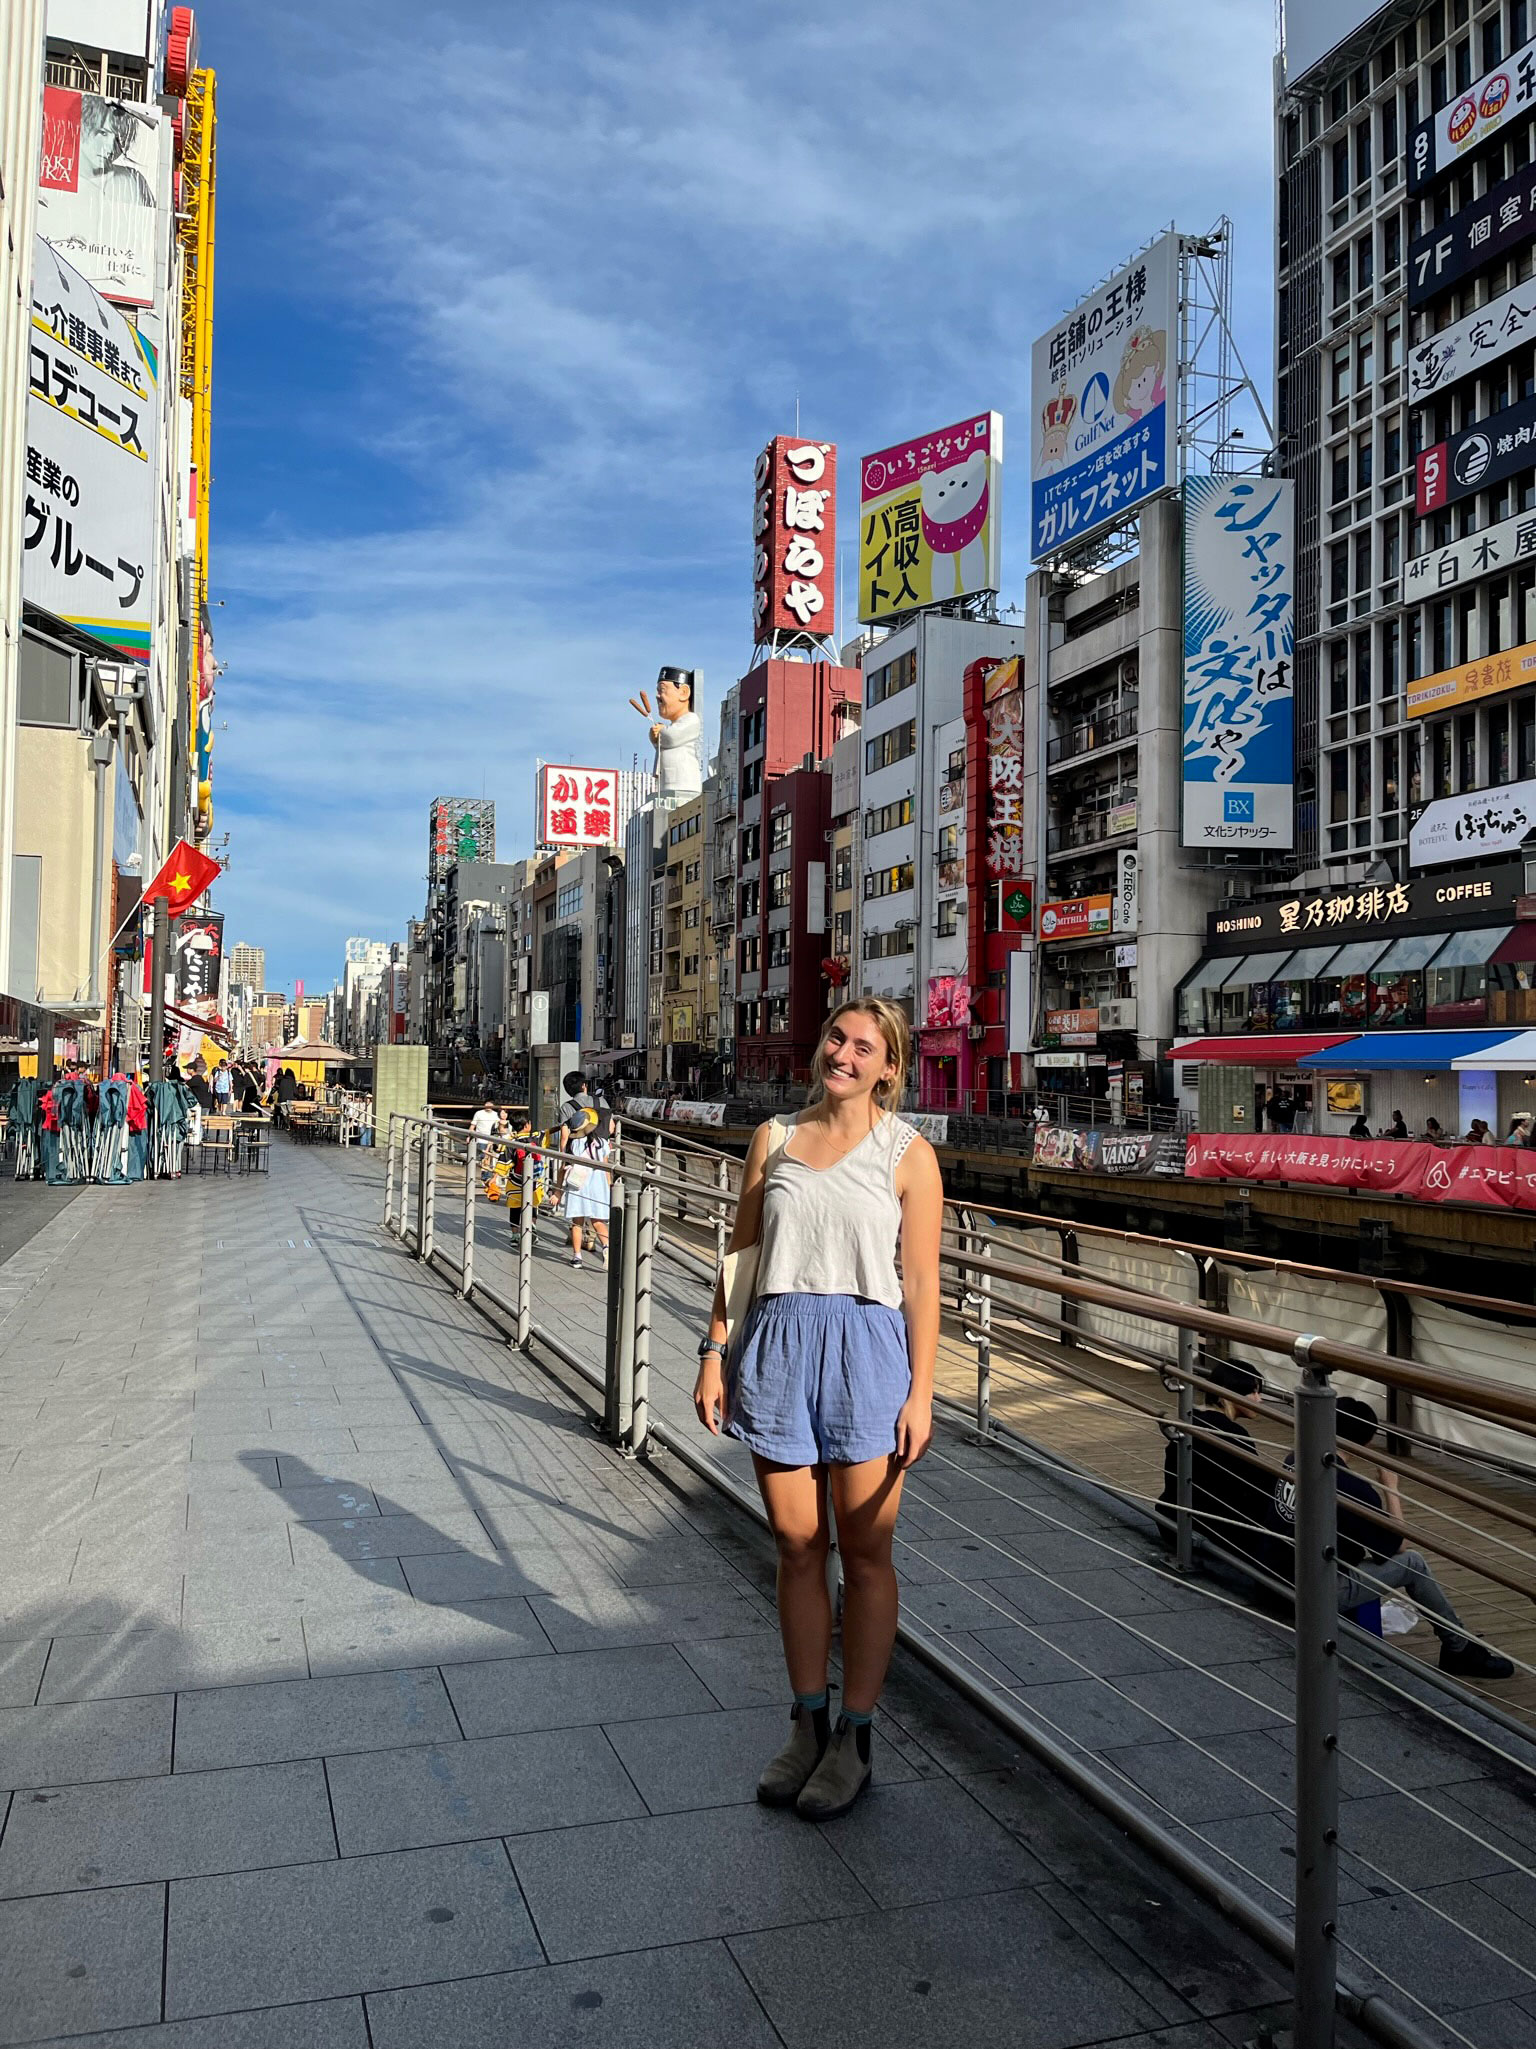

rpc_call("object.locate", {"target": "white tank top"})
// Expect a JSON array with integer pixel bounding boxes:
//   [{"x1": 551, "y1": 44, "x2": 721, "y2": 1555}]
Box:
[{"x1": 753, "y1": 1111, "x2": 916, "y2": 1310}]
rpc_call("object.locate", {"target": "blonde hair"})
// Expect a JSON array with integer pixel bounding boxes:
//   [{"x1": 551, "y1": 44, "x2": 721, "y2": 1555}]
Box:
[{"x1": 811, "y1": 999, "x2": 911, "y2": 1109}]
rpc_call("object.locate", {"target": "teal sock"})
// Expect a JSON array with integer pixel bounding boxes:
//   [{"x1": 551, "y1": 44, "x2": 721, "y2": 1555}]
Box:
[
  {"x1": 794, "y1": 1689, "x2": 828, "y2": 1711},
  {"x1": 842, "y1": 1707, "x2": 873, "y2": 1725}
]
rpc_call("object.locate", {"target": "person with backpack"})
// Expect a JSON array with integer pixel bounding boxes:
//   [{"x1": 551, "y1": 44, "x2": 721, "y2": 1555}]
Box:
[{"x1": 562, "y1": 1108, "x2": 611, "y2": 1267}]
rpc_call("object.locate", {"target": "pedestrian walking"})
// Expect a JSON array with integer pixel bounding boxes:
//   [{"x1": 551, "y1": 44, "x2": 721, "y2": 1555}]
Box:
[
  {"x1": 692, "y1": 999, "x2": 942, "y2": 1820},
  {"x1": 211, "y1": 1059, "x2": 233, "y2": 1110},
  {"x1": 562, "y1": 1109, "x2": 611, "y2": 1266}
]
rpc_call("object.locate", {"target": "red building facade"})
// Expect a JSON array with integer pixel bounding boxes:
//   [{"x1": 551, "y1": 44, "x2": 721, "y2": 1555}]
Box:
[{"x1": 734, "y1": 658, "x2": 860, "y2": 1085}]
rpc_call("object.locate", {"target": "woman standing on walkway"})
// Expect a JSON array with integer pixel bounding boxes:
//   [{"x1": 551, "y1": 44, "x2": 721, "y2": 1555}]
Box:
[{"x1": 693, "y1": 1000, "x2": 942, "y2": 1819}]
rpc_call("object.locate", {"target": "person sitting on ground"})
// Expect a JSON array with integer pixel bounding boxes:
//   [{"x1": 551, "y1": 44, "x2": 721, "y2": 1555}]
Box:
[
  {"x1": 1274, "y1": 1398, "x2": 1514, "y2": 1681},
  {"x1": 1348, "y1": 1112, "x2": 1372, "y2": 1140},
  {"x1": 1156, "y1": 1360, "x2": 1283, "y2": 1572}
]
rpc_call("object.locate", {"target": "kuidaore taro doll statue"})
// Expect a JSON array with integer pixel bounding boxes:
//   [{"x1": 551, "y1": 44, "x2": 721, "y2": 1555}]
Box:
[{"x1": 629, "y1": 666, "x2": 702, "y2": 810}]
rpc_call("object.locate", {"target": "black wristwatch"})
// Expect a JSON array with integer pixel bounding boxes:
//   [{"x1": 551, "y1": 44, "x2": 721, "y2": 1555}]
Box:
[{"x1": 697, "y1": 1335, "x2": 724, "y2": 1359}]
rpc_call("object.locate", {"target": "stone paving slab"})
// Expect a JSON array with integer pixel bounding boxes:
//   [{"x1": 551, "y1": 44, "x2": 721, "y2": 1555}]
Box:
[{"x1": 0, "y1": 1141, "x2": 1379, "y2": 2049}]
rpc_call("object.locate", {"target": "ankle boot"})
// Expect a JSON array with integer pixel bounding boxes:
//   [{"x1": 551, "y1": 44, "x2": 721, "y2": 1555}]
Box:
[
  {"x1": 756, "y1": 1702, "x2": 828, "y2": 1807},
  {"x1": 795, "y1": 1713, "x2": 871, "y2": 1820}
]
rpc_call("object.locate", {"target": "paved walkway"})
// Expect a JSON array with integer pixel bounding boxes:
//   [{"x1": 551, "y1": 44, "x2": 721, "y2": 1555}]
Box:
[
  {"x1": 0, "y1": 1142, "x2": 1305, "y2": 2049},
  {"x1": 458, "y1": 1165, "x2": 1536, "y2": 2049}
]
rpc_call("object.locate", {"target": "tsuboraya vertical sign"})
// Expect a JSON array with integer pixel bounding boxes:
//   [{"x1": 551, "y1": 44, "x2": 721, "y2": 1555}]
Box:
[
  {"x1": 1181, "y1": 476, "x2": 1295, "y2": 849},
  {"x1": 752, "y1": 437, "x2": 836, "y2": 644}
]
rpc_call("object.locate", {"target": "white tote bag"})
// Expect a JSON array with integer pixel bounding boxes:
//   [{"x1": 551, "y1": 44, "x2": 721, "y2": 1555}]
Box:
[{"x1": 718, "y1": 1118, "x2": 787, "y2": 1352}]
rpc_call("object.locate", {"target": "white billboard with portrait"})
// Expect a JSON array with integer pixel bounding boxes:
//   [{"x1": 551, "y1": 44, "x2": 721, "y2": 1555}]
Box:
[
  {"x1": 38, "y1": 87, "x2": 161, "y2": 308},
  {"x1": 1030, "y1": 233, "x2": 1180, "y2": 560}
]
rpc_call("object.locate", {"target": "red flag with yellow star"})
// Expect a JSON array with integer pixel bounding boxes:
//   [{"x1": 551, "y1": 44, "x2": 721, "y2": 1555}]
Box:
[{"x1": 143, "y1": 838, "x2": 221, "y2": 911}]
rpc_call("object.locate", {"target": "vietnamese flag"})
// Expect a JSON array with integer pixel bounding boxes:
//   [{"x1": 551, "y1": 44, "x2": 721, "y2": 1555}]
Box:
[{"x1": 143, "y1": 838, "x2": 221, "y2": 911}]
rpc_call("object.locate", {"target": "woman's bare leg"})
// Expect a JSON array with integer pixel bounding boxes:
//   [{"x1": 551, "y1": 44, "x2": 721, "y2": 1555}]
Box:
[
  {"x1": 752, "y1": 1456, "x2": 831, "y2": 1696},
  {"x1": 830, "y1": 1457, "x2": 905, "y2": 1713}
]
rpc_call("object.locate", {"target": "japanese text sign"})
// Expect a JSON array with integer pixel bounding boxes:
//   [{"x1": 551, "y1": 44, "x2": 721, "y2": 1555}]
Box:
[
  {"x1": 538, "y1": 764, "x2": 619, "y2": 847},
  {"x1": 1411, "y1": 776, "x2": 1536, "y2": 867},
  {"x1": 1403, "y1": 504, "x2": 1536, "y2": 601},
  {"x1": 1407, "y1": 637, "x2": 1536, "y2": 720},
  {"x1": 38, "y1": 87, "x2": 161, "y2": 309},
  {"x1": 1207, "y1": 864, "x2": 1521, "y2": 944},
  {"x1": 24, "y1": 236, "x2": 157, "y2": 661},
  {"x1": 1409, "y1": 31, "x2": 1536, "y2": 193},
  {"x1": 1409, "y1": 281, "x2": 1536, "y2": 403},
  {"x1": 171, "y1": 911, "x2": 223, "y2": 1004},
  {"x1": 1039, "y1": 895, "x2": 1112, "y2": 941},
  {"x1": 1409, "y1": 166, "x2": 1536, "y2": 308},
  {"x1": 753, "y1": 437, "x2": 836, "y2": 642},
  {"x1": 1417, "y1": 388, "x2": 1536, "y2": 516},
  {"x1": 1181, "y1": 474, "x2": 1295, "y2": 849},
  {"x1": 979, "y1": 656, "x2": 1025, "y2": 881},
  {"x1": 858, "y1": 413, "x2": 1001, "y2": 624},
  {"x1": 1030, "y1": 233, "x2": 1179, "y2": 560}
]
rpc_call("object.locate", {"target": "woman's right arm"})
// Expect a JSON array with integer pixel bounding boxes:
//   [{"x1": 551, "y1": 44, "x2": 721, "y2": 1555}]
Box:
[{"x1": 694, "y1": 1120, "x2": 774, "y2": 1432}]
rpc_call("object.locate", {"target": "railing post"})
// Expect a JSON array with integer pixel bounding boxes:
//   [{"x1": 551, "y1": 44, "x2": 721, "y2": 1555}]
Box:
[
  {"x1": 603, "y1": 1180, "x2": 631, "y2": 1442},
  {"x1": 516, "y1": 1147, "x2": 534, "y2": 1348},
  {"x1": 1293, "y1": 1355, "x2": 1340, "y2": 2049},
  {"x1": 420, "y1": 1125, "x2": 437, "y2": 1262},
  {"x1": 677, "y1": 1149, "x2": 690, "y2": 1223},
  {"x1": 461, "y1": 1136, "x2": 477, "y2": 1297},
  {"x1": 713, "y1": 1157, "x2": 729, "y2": 1268},
  {"x1": 630, "y1": 1179, "x2": 657, "y2": 1455},
  {"x1": 975, "y1": 1236, "x2": 992, "y2": 1437},
  {"x1": 385, "y1": 1115, "x2": 400, "y2": 1232},
  {"x1": 1174, "y1": 1326, "x2": 1196, "y2": 1576},
  {"x1": 1059, "y1": 1228, "x2": 1080, "y2": 1349},
  {"x1": 612, "y1": 1178, "x2": 639, "y2": 1443}
]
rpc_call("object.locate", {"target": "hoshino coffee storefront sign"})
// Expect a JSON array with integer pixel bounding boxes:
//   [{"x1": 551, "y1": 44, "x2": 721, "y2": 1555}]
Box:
[{"x1": 1207, "y1": 863, "x2": 1525, "y2": 948}]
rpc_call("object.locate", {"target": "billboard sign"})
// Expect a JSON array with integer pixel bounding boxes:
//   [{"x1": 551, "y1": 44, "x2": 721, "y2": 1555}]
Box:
[
  {"x1": 1417, "y1": 389, "x2": 1536, "y2": 515},
  {"x1": 978, "y1": 656, "x2": 1025, "y2": 881},
  {"x1": 1403, "y1": 504, "x2": 1536, "y2": 602},
  {"x1": 1408, "y1": 280, "x2": 1536, "y2": 403},
  {"x1": 1282, "y1": 0, "x2": 1379, "y2": 83},
  {"x1": 171, "y1": 911, "x2": 223, "y2": 1005},
  {"x1": 1031, "y1": 233, "x2": 1179, "y2": 559},
  {"x1": 428, "y1": 797, "x2": 495, "y2": 881},
  {"x1": 537, "y1": 764, "x2": 619, "y2": 847},
  {"x1": 1411, "y1": 777, "x2": 1536, "y2": 866},
  {"x1": 1039, "y1": 894, "x2": 1112, "y2": 941},
  {"x1": 1407, "y1": 638, "x2": 1536, "y2": 719},
  {"x1": 1181, "y1": 475, "x2": 1295, "y2": 848},
  {"x1": 1409, "y1": 32, "x2": 1536, "y2": 194},
  {"x1": 1409, "y1": 165, "x2": 1536, "y2": 308},
  {"x1": 38, "y1": 88, "x2": 161, "y2": 308},
  {"x1": 753, "y1": 436, "x2": 836, "y2": 642},
  {"x1": 24, "y1": 236, "x2": 157, "y2": 659},
  {"x1": 858, "y1": 413, "x2": 1001, "y2": 624}
]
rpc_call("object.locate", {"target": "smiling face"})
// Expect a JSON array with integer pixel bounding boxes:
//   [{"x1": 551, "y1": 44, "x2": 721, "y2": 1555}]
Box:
[
  {"x1": 655, "y1": 674, "x2": 691, "y2": 722},
  {"x1": 816, "y1": 1007, "x2": 895, "y2": 1106}
]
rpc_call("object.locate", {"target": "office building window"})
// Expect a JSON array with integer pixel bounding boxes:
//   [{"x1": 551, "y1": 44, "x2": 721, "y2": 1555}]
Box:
[
  {"x1": 866, "y1": 721, "x2": 916, "y2": 773},
  {"x1": 769, "y1": 809, "x2": 792, "y2": 852},
  {"x1": 768, "y1": 868, "x2": 792, "y2": 911},
  {"x1": 865, "y1": 795, "x2": 913, "y2": 837},
  {"x1": 864, "y1": 862, "x2": 914, "y2": 900},
  {"x1": 865, "y1": 650, "x2": 916, "y2": 707},
  {"x1": 862, "y1": 927, "x2": 914, "y2": 960}
]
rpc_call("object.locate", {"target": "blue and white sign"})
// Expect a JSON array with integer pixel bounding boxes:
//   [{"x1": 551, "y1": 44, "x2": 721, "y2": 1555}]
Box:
[
  {"x1": 1030, "y1": 232, "x2": 1180, "y2": 561},
  {"x1": 1181, "y1": 475, "x2": 1295, "y2": 849}
]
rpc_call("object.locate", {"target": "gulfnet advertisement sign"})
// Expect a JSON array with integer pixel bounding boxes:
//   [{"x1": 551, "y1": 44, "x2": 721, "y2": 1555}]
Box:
[
  {"x1": 1030, "y1": 232, "x2": 1180, "y2": 560},
  {"x1": 1181, "y1": 475, "x2": 1295, "y2": 849}
]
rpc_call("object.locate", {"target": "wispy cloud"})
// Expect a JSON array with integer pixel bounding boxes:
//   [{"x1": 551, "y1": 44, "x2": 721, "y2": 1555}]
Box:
[{"x1": 209, "y1": 0, "x2": 1275, "y2": 985}]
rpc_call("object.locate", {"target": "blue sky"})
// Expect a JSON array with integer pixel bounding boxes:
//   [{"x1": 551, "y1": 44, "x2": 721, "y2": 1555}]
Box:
[{"x1": 208, "y1": 0, "x2": 1277, "y2": 995}]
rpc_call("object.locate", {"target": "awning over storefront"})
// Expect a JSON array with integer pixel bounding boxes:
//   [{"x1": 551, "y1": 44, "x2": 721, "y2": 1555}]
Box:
[
  {"x1": 1451, "y1": 1030, "x2": 1536, "y2": 1070},
  {"x1": 1488, "y1": 928, "x2": 1536, "y2": 966},
  {"x1": 1426, "y1": 927, "x2": 1513, "y2": 969},
  {"x1": 1170, "y1": 1035, "x2": 1355, "y2": 1063},
  {"x1": 1298, "y1": 1030, "x2": 1520, "y2": 1070},
  {"x1": 1370, "y1": 932, "x2": 1446, "y2": 973}
]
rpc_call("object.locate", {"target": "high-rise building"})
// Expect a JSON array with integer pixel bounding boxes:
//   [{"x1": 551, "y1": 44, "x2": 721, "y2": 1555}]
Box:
[
  {"x1": 734, "y1": 658, "x2": 860, "y2": 1085},
  {"x1": 228, "y1": 942, "x2": 265, "y2": 992}
]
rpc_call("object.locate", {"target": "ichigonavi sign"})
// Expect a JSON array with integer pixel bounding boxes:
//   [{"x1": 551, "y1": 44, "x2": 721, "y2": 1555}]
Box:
[{"x1": 858, "y1": 414, "x2": 1002, "y2": 624}]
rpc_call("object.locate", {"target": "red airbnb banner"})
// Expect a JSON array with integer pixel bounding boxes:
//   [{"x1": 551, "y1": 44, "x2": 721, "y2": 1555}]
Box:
[{"x1": 1186, "y1": 1134, "x2": 1536, "y2": 1211}]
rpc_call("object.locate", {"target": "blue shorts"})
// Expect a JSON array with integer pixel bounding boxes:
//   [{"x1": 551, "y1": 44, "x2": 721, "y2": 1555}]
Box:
[{"x1": 725, "y1": 1292, "x2": 911, "y2": 1467}]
